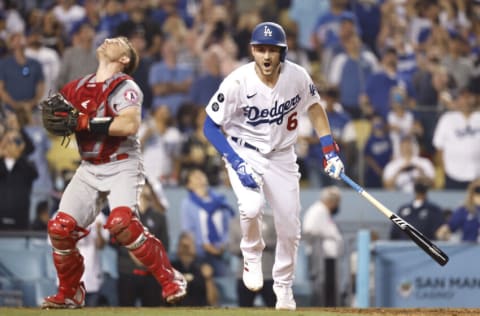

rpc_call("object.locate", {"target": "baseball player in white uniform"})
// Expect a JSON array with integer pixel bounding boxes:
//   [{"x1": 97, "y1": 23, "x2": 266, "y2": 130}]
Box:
[{"x1": 203, "y1": 22, "x2": 344, "y2": 310}]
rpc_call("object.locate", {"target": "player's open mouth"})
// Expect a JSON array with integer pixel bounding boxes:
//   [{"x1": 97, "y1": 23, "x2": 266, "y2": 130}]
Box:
[{"x1": 264, "y1": 62, "x2": 271, "y2": 68}]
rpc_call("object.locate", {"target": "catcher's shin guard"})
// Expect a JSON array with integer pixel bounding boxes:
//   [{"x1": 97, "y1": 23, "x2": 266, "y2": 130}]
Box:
[
  {"x1": 43, "y1": 212, "x2": 88, "y2": 308},
  {"x1": 105, "y1": 206, "x2": 185, "y2": 301}
]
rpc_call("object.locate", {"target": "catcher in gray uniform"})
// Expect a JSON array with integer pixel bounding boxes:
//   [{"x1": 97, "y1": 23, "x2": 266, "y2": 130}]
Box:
[{"x1": 41, "y1": 37, "x2": 187, "y2": 309}]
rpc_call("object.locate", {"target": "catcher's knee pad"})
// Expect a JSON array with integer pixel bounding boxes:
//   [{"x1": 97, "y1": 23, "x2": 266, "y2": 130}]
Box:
[
  {"x1": 48, "y1": 212, "x2": 86, "y2": 292},
  {"x1": 238, "y1": 194, "x2": 264, "y2": 219},
  {"x1": 48, "y1": 212, "x2": 88, "y2": 251},
  {"x1": 105, "y1": 206, "x2": 146, "y2": 249}
]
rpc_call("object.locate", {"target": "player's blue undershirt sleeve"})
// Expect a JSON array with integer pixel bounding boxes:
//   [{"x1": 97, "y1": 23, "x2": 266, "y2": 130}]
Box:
[{"x1": 203, "y1": 115, "x2": 240, "y2": 165}]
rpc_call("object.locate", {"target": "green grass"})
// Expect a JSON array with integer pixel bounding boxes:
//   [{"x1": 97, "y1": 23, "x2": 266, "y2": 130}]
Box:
[{"x1": 2, "y1": 307, "x2": 480, "y2": 316}]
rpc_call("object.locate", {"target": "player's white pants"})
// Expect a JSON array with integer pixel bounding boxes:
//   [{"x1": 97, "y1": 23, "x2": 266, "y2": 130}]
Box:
[{"x1": 226, "y1": 143, "x2": 301, "y2": 287}]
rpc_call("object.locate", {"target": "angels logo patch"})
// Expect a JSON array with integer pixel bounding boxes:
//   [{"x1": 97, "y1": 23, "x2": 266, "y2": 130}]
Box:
[{"x1": 124, "y1": 89, "x2": 139, "y2": 103}]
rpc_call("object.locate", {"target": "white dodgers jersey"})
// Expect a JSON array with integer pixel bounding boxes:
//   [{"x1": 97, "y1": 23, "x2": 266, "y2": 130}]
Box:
[{"x1": 206, "y1": 61, "x2": 321, "y2": 154}]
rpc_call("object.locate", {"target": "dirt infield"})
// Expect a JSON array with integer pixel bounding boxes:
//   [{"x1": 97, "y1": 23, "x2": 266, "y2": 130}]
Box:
[{"x1": 317, "y1": 308, "x2": 480, "y2": 315}]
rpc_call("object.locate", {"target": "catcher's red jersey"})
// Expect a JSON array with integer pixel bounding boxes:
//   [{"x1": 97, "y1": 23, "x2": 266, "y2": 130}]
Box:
[{"x1": 60, "y1": 73, "x2": 142, "y2": 163}]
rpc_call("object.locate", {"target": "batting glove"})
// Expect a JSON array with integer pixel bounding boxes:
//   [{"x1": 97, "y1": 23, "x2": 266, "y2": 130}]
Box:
[
  {"x1": 320, "y1": 135, "x2": 344, "y2": 180},
  {"x1": 230, "y1": 157, "x2": 263, "y2": 189}
]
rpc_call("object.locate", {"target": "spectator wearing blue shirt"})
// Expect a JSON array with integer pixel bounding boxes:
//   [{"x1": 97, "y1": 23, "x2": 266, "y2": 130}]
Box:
[
  {"x1": 324, "y1": 12, "x2": 361, "y2": 75},
  {"x1": 311, "y1": 0, "x2": 350, "y2": 53},
  {"x1": 181, "y1": 168, "x2": 235, "y2": 277},
  {"x1": 328, "y1": 34, "x2": 378, "y2": 119},
  {"x1": 436, "y1": 178, "x2": 480, "y2": 242},
  {"x1": 351, "y1": 0, "x2": 381, "y2": 56},
  {"x1": 363, "y1": 116, "x2": 392, "y2": 188},
  {"x1": 365, "y1": 47, "x2": 404, "y2": 120},
  {"x1": 390, "y1": 177, "x2": 444, "y2": 241},
  {"x1": 392, "y1": 33, "x2": 417, "y2": 89},
  {"x1": 149, "y1": 38, "x2": 193, "y2": 116},
  {"x1": 0, "y1": 32, "x2": 44, "y2": 112},
  {"x1": 189, "y1": 50, "x2": 223, "y2": 107}
]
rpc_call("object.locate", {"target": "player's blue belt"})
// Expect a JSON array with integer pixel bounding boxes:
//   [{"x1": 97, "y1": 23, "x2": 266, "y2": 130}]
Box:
[{"x1": 230, "y1": 136, "x2": 260, "y2": 152}]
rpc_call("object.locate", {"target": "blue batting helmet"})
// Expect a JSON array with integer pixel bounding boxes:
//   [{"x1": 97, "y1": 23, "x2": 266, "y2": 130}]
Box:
[{"x1": 250, "y1": 22, "x2": 287, "y2": 62}]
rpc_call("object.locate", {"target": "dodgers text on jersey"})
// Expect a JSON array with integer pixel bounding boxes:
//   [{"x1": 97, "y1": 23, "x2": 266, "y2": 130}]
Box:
[{"x1": 243, "y1": 94, "x2": 301, "y2": 126}]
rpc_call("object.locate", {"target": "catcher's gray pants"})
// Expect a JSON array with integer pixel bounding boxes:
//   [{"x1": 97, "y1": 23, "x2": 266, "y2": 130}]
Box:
[{"x1": 58, "y1": 157, "x2": 145, "y2": 228}]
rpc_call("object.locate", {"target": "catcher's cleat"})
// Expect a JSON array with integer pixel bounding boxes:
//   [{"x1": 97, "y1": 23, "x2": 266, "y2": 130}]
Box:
[
  {"x1": 41, "y1": 282, "x2": 86, "y2": 309},
  {"x1": 163, "y1": 269, "x2": 187, "y2": 304}
]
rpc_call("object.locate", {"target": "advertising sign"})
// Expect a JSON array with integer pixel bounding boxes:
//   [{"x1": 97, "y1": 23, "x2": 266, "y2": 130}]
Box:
[{"x1": 375, "y1": 242, "x2": 480, "y2": 307}]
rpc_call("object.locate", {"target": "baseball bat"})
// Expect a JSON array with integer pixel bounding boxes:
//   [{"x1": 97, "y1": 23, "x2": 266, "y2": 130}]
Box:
[{"x1": 340, "y1": 173, "x2": 449, "y2": 266}]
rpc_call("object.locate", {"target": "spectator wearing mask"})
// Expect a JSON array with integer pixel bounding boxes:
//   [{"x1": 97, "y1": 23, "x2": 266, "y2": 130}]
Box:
[
  {"x1": 390, "y1": 177, "x2": 444, "y2": 241},
  {"x1": 387, "y1": 86, "x2": 420, "y2": 158},
  {"x1": 302, "y1": 186, "x2": 343, "y2": 307}
]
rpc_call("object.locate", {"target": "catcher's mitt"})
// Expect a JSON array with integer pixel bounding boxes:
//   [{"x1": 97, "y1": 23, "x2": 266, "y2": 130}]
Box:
[{"x1": 41, "y1": 93, "x2": 79, "y2": 138}]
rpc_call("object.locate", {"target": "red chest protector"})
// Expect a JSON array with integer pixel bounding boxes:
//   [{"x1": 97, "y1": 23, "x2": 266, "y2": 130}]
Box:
[{"x1": 60, "y1": 73, "x2": 132, "y2": 163}]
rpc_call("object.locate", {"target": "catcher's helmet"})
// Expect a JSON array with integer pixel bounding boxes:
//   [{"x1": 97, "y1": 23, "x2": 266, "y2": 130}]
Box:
[{"x1": 250, "y1": 22, "x2": 287, "y2": 62}]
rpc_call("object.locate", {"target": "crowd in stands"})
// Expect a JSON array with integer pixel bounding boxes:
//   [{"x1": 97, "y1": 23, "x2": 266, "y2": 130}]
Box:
[{"x1": 0, "y1": 0, "x2": 479, "y2": 308}]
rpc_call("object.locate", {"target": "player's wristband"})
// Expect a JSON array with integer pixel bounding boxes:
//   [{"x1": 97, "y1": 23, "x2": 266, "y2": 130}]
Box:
[
  {"x1": 89, "y1": 117, "x2": 113, "y2": 135},
  {"x1": 319, "y1": 135, "x2": 337, "y2": 159}
]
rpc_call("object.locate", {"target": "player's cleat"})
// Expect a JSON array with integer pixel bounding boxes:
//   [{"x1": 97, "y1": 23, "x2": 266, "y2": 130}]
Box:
[
  {"x1": 273, "y1": 284, "x2": 296, "y2": 311},
  {"x1": 163, "y1": 269, "x2": 187, "y2": 304},
  {"x1": 41, "y1": 282, "x2": 86, "y2": 309},
  {"x1": 243, "y1": 258, "x2": 263, "y2": 291}
]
